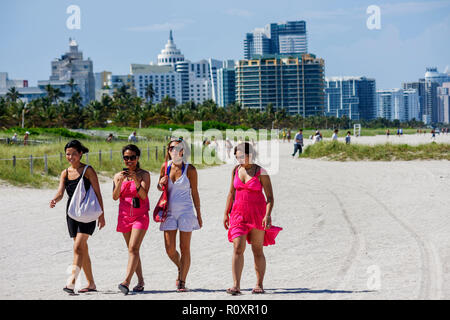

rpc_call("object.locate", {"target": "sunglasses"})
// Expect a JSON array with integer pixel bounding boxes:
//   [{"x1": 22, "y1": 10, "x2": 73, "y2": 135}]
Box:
[
  {"x1": 170, "y1": 137, "x2": 183, "y2": 142},
  {"x1": 169, "y1": 145, "x2": 183, "y2": 152},
  {"x1": 123, "y1": 155, "x2": 137, "y2": 161}
]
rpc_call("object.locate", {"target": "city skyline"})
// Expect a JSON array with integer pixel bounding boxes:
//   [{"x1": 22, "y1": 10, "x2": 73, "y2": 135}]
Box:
[{"x1": 1, "y1": 0, "x2": 449, "y2": 90}]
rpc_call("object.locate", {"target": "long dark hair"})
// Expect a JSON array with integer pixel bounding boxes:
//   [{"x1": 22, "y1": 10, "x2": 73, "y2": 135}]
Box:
[
  {"x1": 64, "y1": 140, "x2": 89, "y2": 154},
  {"x1": 164, "y1": 137, "x2": 190, "y2": 163},
  {"x1": 122, "y1": 144, "x2": 141, "y2": 169}
]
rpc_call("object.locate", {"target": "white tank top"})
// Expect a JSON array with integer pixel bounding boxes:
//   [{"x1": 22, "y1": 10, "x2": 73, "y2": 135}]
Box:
[{"x1": 167, "y1": 161, "x2": 194, "y2": 214}]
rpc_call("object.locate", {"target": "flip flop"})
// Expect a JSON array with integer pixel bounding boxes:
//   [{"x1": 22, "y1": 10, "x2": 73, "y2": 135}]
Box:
[
  {"x1": 78, "y1": 288, "x2": 98, "y2": 293},
  {"x1": 177, "y1": 280, "x2": 188, "y2": 293},
  {"x1": 252, "y1": 287, "x2": 265, "y2": 294},
  {"x1": 132, "y1": 284, "x2": 145, "y2": 292},
  {"x1": 226, "y1": 288, "x2": 241, "y2": 296},
  {"x1": 118, "y1": 283, "x2": 129, "y2": 295},
  {"x1": 63, "y1": 286, "x2": 75, "y2": 294}
]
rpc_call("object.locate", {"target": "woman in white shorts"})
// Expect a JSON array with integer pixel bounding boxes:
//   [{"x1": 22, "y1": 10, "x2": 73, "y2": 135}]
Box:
[{"x1": 157, "y1": 137, "x2": 202, "y2": 292}]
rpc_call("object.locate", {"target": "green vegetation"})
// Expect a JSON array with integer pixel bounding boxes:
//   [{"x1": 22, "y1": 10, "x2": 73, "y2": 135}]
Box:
[
  {"x1": 0, "y1": 140, "x2": 222, "y2": 188},
  {"x1": 301, "y1": 141, "x2": 450, "y2": 161}
]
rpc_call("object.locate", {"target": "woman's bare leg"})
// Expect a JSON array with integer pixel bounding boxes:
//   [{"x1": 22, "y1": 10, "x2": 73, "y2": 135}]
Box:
[
  {"x1": 121, "y1": 228, "x2": 147, "y2": 286},
  {"x1": 68, "y1": 233, "x2": 90, "y2": 288},
  {"x1": 249, "y1": 229, "x2": 266, "y2": 291},
  {"x1": 231, "y1": 235, "x2": 247, "y2": 291},
  {"x1": 122, "y1": 232, "x2": 144, "y2": 286},
  {"x1": 179, "y1": 231, "x2": 192, "y2": 282},
  {"x1": 164, "y1": 230, "x2": 181, "y2": 280}
]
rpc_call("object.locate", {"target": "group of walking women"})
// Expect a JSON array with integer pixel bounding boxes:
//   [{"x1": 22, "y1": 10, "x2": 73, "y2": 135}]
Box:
[{"x1": 49, "y1": 137, "x2": 282, "y2": 296}]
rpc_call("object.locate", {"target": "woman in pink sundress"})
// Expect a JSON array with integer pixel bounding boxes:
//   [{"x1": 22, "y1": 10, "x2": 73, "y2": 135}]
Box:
[{"x1": 223, "y1": 142, "x2": 282, "y2": 295}]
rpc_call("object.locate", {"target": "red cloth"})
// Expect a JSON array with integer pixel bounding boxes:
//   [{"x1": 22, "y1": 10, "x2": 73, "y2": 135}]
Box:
[{"x1": 153, "y1": 162, "x2": 169, "y2": 223}]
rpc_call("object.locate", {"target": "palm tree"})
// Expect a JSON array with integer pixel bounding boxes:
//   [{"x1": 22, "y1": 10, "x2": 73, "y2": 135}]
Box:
[
  {"x1": 6, "y1": 87, "x2": 21, "y2": 103},
  {"x1": 145, "y1": 83, "x2": 155, "y2": 103},
  {"x1": 44, "y1": 84, "x2": 63, "y2": 104},
  {"x1": 67, "y1": 78, "x2": 76, "y2": 96}
]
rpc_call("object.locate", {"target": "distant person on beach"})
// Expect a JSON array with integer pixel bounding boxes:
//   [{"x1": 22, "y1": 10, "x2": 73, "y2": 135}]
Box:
[
  {"x1": 386, "y1": 129, "x2": 390, "y2": 138},
  {"x1": 11, "y1": 133, "x2": 18, "y2": 144},
  {"x1": 287, "y1": 130, "x2": 292, "y2": 143},
  {"x1": 113, "y1": 144, "x2": 151, "y2": 295},
  {"x1": 431, "y1": 129, "x2": 436, "y2": 140},
  {"x1": 223, "y1": 142, "x2": 282, "y2": 295},
  {"x1": 49, "y1": 140, "x2": 105, "y2": 294},
  {"x1": 128, "y1": 131, "x2": 138, "y2": 143},
  {"x1": 400, "y1": 128, "x2": 403, "y2": 136},
  {"x1": 313, "y1": 130, "x2": 322, "y2": 144},
  {"x1": 345, "y1": 131, "x2": 351, "y2": 144},
  {"x1": 157, "y1": 137, "x2": 202, "y2": 292},
  {"x1": 226, "y1": 138, "x2": 233, "y2": 159},
  {"x1": 332, "y1": 129, "x2": 339, "y2": 141},
  {"x1": 292, "y1": 129, "x2": 303, "y2": 158},
  {"x1": 106, "y1": 133, "x2": 113, "y2": 143},
  {"x1": 23, "y1": 131, "x2": 29, "y2": 145},
  {"x1": 282, "y1": 130, "x2": 286, "y2": 142}
]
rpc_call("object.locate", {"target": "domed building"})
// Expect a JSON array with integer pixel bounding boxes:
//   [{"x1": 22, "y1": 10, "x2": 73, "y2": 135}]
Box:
[{"x1": 157, "y1": 30, "x2": 185, "y2": 66}]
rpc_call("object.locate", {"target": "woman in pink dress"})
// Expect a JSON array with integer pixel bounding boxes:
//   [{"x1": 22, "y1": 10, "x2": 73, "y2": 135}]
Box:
[
  {"x1": 113, "y1": 144, "x2": 151, "y2": 295},
  {"x1": 223, "y1": 142, "x2": 282, "y2": 295}
]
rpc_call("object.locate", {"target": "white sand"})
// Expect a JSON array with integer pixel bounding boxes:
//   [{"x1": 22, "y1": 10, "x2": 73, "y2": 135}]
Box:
[{"x1": 0, "y1": 135, "x2": 449, "y2": 300}]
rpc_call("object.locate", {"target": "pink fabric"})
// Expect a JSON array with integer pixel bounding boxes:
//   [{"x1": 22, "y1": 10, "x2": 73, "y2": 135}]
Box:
[
  {"x1": 228, "y1": 167, "x2": 282, "y2": 246},
  {"x1": 117, "y1": 180, "x2": 150, "y2": 233}
]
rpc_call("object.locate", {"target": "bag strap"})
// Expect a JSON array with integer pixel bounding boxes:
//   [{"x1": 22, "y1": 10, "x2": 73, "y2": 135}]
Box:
[{"x1": 80, "y1": 165, "x2": 90, "y2": 179}]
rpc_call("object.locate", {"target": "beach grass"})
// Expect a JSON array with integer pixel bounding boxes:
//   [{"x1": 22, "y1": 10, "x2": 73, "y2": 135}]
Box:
[
  {"x1": 0, "y1": 140, "x2": 223, "y2": 188},
  {"x1": 300, "y1": 140, "x2": 450, "y2": 161}
]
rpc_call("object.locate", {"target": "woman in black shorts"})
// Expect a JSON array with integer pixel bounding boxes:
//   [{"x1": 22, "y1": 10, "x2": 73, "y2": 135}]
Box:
[{"x1": 50, "y1": 140, "x2": 105, "y2": 294}]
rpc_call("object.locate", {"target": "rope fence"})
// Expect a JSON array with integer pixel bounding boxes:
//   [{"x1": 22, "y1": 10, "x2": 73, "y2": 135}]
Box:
[{"x1": 0, "y1": 145, "x2": 169, "y2": 175}]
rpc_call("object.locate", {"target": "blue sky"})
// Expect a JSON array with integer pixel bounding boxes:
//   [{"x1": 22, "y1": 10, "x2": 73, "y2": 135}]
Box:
[{"x1": 1, "y1": 0, "x2": 449, "y2": 89}]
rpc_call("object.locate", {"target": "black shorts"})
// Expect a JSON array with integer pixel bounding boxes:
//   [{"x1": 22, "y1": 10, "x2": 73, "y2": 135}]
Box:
[{"x1": 66, "y1": 214, "x2": 96, "y2": 238}]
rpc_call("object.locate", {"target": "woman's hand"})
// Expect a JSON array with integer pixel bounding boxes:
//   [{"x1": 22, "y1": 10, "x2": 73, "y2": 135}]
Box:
[
  {"x1": 262, "y1": 215, "x2": 272, "y2": 230},
  {"x1": 127, "y1": 170, "x2": 138, "y2": 182},
  {"x1": 98, "y1": 213, "x2": 106, "y2": 230},
  {"x1": 49, "y1": 199, "x2": 57, "y2": 208},
  {"x1": 159, "y1": 175, "x2": 168, "y2": 186},
  {"x1": 223, "y1": 214, "x2": 229, "y2": 230}
]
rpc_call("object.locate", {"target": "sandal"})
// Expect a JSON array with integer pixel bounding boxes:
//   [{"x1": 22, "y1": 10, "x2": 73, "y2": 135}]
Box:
[
  {"x1": 176, "y1": 268, "x2": 181, "y2": 287},
  {"x1": 118, "y1": 283, "x2": 129, "y2": 295},
  {"x1": 252, "y1": 286, "x2": 265, "y2": 294},
  {"x1": 177, "y1": 280, "x2": 188, "y2": 292},
  {"x1": 78, "y1": 287, "x2": 98, "y2": 293},
  {"x1": 132, "y1": 284, "x2": 145, "y2": 292},
  {"x1": 63, "y1": 286, "x2": 75, "y2": 294},
  {"x1": 226, "y1": 287, "x2": 241, "y2": 296}
]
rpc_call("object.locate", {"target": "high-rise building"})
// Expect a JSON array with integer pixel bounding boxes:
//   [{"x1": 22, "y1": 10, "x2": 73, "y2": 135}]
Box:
[
  {"x1": 48, "y1": 39, "x2": 95, "y2": 105},
  {"x1": 244, "y1": 21, "x2": 307, "y2": 59},
  {"x1": 217, "y1": 60, "x2": 236, "y2": 107},
  {"x1": 236, "y1": 54, "x2": 324, "y2": 116},
  {"x1": 0, "y1": 72, "x2": 28, "y2": 89},
  {"x1": 325, "y1": 76, "x2": 377, "y2": 120},
  {"x1": 157, "y1": 30, "x2": 185, "y2": 66},
  {"x1": 403, "y1": 89, "x2": 420, "y2": 121},
  {"x1": 437, "y1": 82, "x2": 450, "y2": 124},
  {"x1": 403, "y1": 80, "x2": 426, "y2": 121},
  {"x1": 377, "y1": 89, "x2": 404, "y2": 121}
]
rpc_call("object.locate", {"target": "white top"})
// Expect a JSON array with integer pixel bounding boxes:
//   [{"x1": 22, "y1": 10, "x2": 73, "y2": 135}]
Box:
[
  {"x1": 167, "y1": 161, "x2": 194, "y2": 214},
  {"x1": 332, "y1": 133, "x2": 338, "y2": 140}
]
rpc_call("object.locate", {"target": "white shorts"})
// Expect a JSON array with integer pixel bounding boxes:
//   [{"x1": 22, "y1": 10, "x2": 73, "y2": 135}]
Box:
[{"x1": 159, "y1": 210, "x2": 200, "y2": 232}]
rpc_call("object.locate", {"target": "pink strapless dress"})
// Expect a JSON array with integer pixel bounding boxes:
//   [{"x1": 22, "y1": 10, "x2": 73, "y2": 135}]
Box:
[{"x1": 228, "y1": 167, "x2": 282, "y2": 246}]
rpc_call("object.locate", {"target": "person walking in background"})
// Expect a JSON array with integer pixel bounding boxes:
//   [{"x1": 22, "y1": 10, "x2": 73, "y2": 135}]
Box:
[
  {"x1": 386, "y1": 129, "x2": 390, "y2": 138},
  {"x1": 49, "y1": 140, "x2": 105, "y2": 294},
  {"x1": 292, "y1": 129, "x2": 303, "y2": 158},
  {"x1": 128, "y1": 131, "x2": 138, "y2": 143},
  {"x1": 106, "y1": 133, "x2": 114, "y2": 143},
  {"x1": 431, "y1": 129, "x2": 436, "y2": 140},
  {"x1": 282, "y1": 130, "x2": 286, "y2": 143},
  {"x1": 157, "y1": 137, "x2": 202, "y2": 292},
  {"x1": 23, "y1": 131, "x2": 29, "y2": 145},
  {"x1": 345, "y1": 131, "x2": 351, "y2": 144},
  {"x1": 113, "y1": 144, "x2": 151, "y2": 295},
  {"x1": 223, "y1": 142, "x2": 282, "y2": 295},
  {"x1": 332, "y1": 129, "x2": 339, "y2": 141},
  {"x1": 287, "y1": 130, "x2": 292, "y2": 143},
  {"x1": 226, "y1": 138, "x2": 233, "y2": 159},
  {"x1": 11, "y1": 133, "x2": 18, "y2": 144}
]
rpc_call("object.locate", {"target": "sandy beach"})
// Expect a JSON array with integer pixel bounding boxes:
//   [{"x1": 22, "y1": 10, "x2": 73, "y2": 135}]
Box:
[{"x1": 1, "y1": 134, "x2": 449, "y2": 300}]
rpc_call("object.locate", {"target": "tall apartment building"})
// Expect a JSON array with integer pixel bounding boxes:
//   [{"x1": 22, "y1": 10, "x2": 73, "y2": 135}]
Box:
[
  {"x1": 244, "y1": 21, "x2": 307, "y2": 59},
  {"x1": 437, "y1": 82, "x2": 450, "y2": 124},
  {"x1": 217, "y1": 60, "x2": 236, "y2": 107},
  {"x1": 376, "y1": 88, "x2": 419, "y2": 122},
  {"x1": 325, "y1": 76, "x2": 377, "y2": 120},
  {"x1": 48, "y1": 39, "x2": 95, "y2": 105},
  {"x1": 236, "y1": 53, "x2": 325, "y2": 116}
]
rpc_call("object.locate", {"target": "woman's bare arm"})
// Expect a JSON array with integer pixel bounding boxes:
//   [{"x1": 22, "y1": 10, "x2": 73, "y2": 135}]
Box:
[
  {"x1": 50, "y1": 169, "x2": 67, "y2": 207},
  {"x1": 259, "y1": 168, "x2": 274, "y2": 218}
]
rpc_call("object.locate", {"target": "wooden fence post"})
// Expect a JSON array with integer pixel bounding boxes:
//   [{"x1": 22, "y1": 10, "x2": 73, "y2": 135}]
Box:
[
  {"x1": 44, "y1": 154, "x2": 48, "y2": 175},
  {"x1": 99, "y1": 150, "x2": 102, "y2": 167},
  {"x1": 30, "y1": 155, "x2": 33, "y2": 175},
  {"x1": 13, "y1": 155, "x2": 16, "y2": 172}
]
